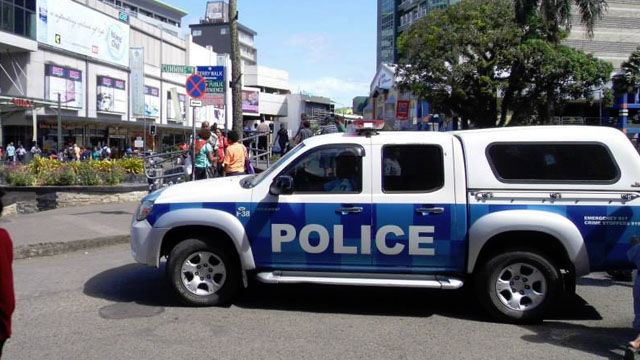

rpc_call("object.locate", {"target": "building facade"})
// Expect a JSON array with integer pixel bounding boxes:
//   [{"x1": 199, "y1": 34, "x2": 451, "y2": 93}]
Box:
[
  {"x1": 0, "y1": 0, "x2": 232, "y2": 154},
  {"x1": 564, "y1": 1, "x2": 640, "y2": 69}
]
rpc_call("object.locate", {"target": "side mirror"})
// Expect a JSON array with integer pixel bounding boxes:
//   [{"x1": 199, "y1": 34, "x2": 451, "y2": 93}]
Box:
[{"x1": 269, "y1": 175, "x2": 294, "y2": 196}]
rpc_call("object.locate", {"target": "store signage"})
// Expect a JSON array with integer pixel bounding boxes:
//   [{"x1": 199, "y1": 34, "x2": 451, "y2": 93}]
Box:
[
  {"x1": 12, "y1": 98, "x2": 34, "y2": 108},
  {"x1": 162, "y1": 64, "x2": 195, "y2": 74},
  {"x1": 396, "y1": 100, "x2": 410, "y2": 120},
  {"x1": 197, "y1": 66, "x2": 225, "y2": 93},
  {"x1": 144, "y1": 86, "x2": 160, "y2": 118},
  {"x1": 242, "y1": 89, "x2": 259, "y2": 114},
  {"x1": 37, "y1": 0, "x2": 130, "y2": 67},
  {"x1": 97, "y1": 76, "x2": 126, "y2": 113},
  {"x1": 118, "y1": 11, "x2": 129, "y2": 23},
  {"x1": 45, "y1": 64, "x2": 83, "y2": 108}
]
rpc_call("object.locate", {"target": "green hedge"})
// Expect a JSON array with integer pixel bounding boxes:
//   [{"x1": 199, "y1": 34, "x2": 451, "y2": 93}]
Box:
[{"x1": 3, "y1": 158, "x2": 139, "y2": 186}]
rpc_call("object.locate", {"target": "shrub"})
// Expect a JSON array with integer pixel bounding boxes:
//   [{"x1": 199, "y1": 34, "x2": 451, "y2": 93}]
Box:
[
  {"x1": 5, "y1": 167, "x2": 37, "y2": 186},
  {"x1": 102, "y1": 164, "x2": 125, "y2": 185},
  {"x1": 41, "y1": 165, "x2": 77, "y2": 186},
  {"x1": 117, "y1": 158, "x2": 143, "y2": 174},
  {"x1": 77, "y1": 162, "x2": 102, "y2": 186}
]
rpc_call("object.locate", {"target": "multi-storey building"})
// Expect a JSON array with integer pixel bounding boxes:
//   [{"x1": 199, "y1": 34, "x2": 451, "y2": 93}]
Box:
[
  {"x1": 376, "y1": 0, "x2": 460, "y2": 69},
  {"x1": 0, "y1": 0, "x2": 231, "y2": 153},
  {"x1": 564, "y1": 1, "x2": 640, "y2": 69},
  {"x1": 190, "y1": 1, "x2": 258, "y2": 68}
]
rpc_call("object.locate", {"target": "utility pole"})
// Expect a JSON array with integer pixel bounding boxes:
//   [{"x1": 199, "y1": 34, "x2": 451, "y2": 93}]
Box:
[{"x1": 229, "y1": 0, "x2": 243, "y2": 135}]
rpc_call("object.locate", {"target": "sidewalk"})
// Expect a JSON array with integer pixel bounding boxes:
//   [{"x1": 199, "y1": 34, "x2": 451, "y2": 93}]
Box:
[{"x1": 0, "y1": 202, "x2": 138, "y2": 259}]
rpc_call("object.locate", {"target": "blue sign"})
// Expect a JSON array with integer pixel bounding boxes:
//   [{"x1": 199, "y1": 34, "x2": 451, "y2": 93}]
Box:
[
  {"x1": 197, "y1": 66, "x2": 225, "y2": 93},
  {"x1": 186, "y1": 74, "x2": 206, "y2": 99}
]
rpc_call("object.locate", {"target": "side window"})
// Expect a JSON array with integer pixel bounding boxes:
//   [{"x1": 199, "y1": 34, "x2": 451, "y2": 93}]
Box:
[
  {"x1": 382, "y1": 145, "x2": 444, "y2": 192},
  {"x1": 282, "y1": 145, "x2": 363, "y2": 193},
  {"x1": 487, "y1": 143, "x2": 619, "y2": 183}
]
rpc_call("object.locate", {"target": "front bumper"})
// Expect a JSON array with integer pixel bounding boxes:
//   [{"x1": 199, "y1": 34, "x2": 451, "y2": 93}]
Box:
[{"x1": 130, "y1": 219, "x2": 169, "y2": 267}]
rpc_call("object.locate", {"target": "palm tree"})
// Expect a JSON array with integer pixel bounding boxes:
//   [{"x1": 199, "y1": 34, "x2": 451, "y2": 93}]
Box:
[{"x1": 514, "y1": 0, "x2": 608, "y2": 41}]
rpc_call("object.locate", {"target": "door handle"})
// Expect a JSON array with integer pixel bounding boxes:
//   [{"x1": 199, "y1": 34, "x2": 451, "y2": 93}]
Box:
[
  {"x1": 416, "y1": 207, "x2": 444, "y2": 215},
  {"x1": 335, "y1": 206, "x2": 363, "y2": 215}
]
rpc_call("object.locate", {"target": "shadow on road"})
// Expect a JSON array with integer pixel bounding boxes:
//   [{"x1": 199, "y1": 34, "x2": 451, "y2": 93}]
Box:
[
  {"x1": 84, "y1": 263, "x2": 604, "y2": 324},
  {"x1": 83, "y1": 263, "x2": 182, "y2": 307},
  {"x1": 71, "y1": 210, "x2": 134, "y2": 216},
  {"x1": 577, "y1": 276, "x2": 633, "y2": 289},
  {"x1": 520, "y1": 322, "x2": 634, "y2": 359}
]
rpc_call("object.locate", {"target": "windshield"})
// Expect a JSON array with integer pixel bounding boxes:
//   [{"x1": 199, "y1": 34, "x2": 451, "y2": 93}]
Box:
[{"x1": 244, "y1": 143, "x2": 306, "y2": 188}]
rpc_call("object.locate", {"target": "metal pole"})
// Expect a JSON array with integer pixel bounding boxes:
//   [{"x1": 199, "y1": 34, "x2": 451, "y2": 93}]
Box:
[
  {"x1": 143, "y1": 118, "x2": 147, "y2": 154},
  {"x1": 57, "y1": 93, "x2": 62, "y2": 154},
  {"x1": 32, "y1": 109, "x2": 37, "y2": 145},
  {"x1": 192, "y1": 106, "x2": 196, "y2": 181}
]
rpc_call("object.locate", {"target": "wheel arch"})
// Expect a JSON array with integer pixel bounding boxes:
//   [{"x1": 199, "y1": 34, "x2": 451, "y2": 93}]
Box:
[
  {"x1": 467, "y1": 210, "x2": 589, "y2": 276},
  {"x1": 155, "y1": 208, "x2": 256, "y2": 271}
]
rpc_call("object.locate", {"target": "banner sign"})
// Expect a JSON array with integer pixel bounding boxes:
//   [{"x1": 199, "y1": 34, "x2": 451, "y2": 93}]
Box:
[
  {"x1": 130, "y1": 48, "x2": 144, "y2": 116},
  {"x1": 97, "y1": 76, "x2": 126, "y2": 113},
  {"x1": 202, "y1": 93, "x2": 225, "y2": 107},
  {"x1": 45, "y1": 64, "x2": 83, "y2": 108},
  {"x1": 396, "y1": 100, "x2": 410, "y2": 120},
  {"x1": 197, "y1": 66, "x2": 225, "y2": 93},
  {"x1": 37, "y1": 0, "x2": 130, "y2": 67},
  {"x1": 242, "y1": 89, "x2": 259, "y2": 114},
  {"x1": 144, "y1": 86, "x2": 160, "y2": 118}
]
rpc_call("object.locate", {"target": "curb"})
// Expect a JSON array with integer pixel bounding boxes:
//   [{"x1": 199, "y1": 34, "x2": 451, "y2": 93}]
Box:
[{"x1": 14, "y1": 235, "x2": 130, "y2": 260}]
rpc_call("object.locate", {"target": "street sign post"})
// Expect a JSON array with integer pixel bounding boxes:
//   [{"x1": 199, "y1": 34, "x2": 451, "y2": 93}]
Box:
[
  {"x1": 190, "y1": 99, "x2": 202, "y2": 107},
  {"x1": 197, "y1": 66, "x2": 225, "y2": 93},
  {"x1": 162, "y1": 64, "x2": 195, "y2": 74},
  {"x1": 186, "y1": 74, "x2": 206, "y2": 99}
]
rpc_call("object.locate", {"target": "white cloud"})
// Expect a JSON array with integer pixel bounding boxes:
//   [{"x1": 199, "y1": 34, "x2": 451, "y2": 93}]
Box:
[
  {"x1": 291, "y1": 77, "x2": 369, "y2": 107},
  {"x1": 285, "y1": 33, "x2": 331, "y2": 64}
]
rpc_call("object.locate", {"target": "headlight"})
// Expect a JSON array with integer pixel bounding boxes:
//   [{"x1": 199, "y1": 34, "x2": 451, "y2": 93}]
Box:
[{"x1": 136, "y1": 200, "x2": 155, "y2": 221}]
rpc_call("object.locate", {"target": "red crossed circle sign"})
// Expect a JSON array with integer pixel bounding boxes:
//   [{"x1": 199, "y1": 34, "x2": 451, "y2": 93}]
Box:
[{"x1": 186, "y1": 74, "x2": 206, "y2": 99}]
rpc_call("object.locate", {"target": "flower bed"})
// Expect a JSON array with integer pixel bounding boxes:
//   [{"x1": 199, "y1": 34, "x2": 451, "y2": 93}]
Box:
[{"x1": 2, "y1": 158, "x2": 144, "y2": 186}]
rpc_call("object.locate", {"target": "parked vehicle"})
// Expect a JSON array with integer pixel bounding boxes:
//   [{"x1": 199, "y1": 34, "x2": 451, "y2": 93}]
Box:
[{"x1": 130, "y1": 124, "x2": 640, "y2": 323}]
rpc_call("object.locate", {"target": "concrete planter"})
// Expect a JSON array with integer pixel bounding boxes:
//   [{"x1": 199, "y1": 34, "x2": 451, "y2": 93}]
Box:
[{"x1": 1, "y1": 185, "x2": 148, "y2": 216}]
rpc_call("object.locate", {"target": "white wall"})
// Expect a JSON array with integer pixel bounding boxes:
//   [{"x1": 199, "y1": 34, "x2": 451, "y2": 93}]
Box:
[
  {"x1": 244, "y1": 65, "x2": 289, "y2": 91},
  {"x1": 259, "y1": 93, "x2": 287, "y2": 117}
]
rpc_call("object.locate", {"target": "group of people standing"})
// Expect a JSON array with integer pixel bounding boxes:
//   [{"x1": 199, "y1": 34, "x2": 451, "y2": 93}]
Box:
[{"x1": 193, "y1": 121, "x2": 249, "y2": 180}]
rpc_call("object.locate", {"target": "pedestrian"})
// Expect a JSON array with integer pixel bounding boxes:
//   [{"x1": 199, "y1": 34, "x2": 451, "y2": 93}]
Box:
[
  {"x1": 294, "y1": 120, "x2": 314, "y2": 145},
  {"x1": 275, "y1": 123, "x2": 289, "y2": 154},
  {"x1": 336, "y1": 116, "x2": 346, "y2": 133},
  {"x1": 29, "y1": 142, "x2": 42, "y2": 159},
  {"x1": 321, "y1": 116, "x2": 338, "y2": 134},
  {"x1": 5, "y1": 143, "x2": 14, "y2": 164},
  {"x1": 627, "y1": 236, "x2": 640, "y2": 358},
  {"x1": 0, "y1": 190, "x2": 15, "y2": 359},
  {"x1": 224, "y1": 131, "x2": 247, "y2": 176},
  {"x1": 16, "y1": 144, "x2": 26, "y2": 163},
  {"x1": 73, "y1": 143, "x2": 80, "y2": 161},
  {"x1": 91, "y1": 147, "x2": 101, "y2": 161},
  {"x1": 215, "y1": 128, "x2": 228, "y2": 175},
  {"x1": 194, "y1": 126, "x2": 216, "y2": 180},
  {"x1": 257, "y1": 119, "x2": 270, "y2": 152}
]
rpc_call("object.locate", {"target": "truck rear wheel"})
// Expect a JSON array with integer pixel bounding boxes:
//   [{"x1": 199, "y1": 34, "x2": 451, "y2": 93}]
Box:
[
  {"x1": 166, "y1": 238, "x2": 240, "y2": 306},
  {"x1": 474, "y1": 250, "x2": 560, "y2": 323}
]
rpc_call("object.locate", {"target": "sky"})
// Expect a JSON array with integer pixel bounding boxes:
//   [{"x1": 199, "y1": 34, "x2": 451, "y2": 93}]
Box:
[{"x1": 167, "y1": 0, "x2": 376, "y2": 108}]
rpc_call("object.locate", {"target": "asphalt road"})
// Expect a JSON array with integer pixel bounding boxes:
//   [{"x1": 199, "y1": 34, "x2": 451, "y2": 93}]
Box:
[{"x1": 4, "y1": 244, "x2": 639, "y2": 360}]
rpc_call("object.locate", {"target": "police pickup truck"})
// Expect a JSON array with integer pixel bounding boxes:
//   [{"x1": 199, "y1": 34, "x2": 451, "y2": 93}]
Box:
[{"x1": 131, "y1": 123, "x2": 640, "y2": 323}]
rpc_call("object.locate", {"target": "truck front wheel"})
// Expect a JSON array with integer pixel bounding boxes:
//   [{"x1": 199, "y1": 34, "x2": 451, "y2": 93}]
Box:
[
  {"x1": 166, "y1": 238, "x2": 240, "y2": 306},
  {"x1": 474, "y1": 250, "x2": 561, "y2": 323}
]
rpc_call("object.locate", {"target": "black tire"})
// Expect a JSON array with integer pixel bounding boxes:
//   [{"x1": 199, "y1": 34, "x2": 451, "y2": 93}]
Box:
[
  {"x1": 474, "y1": 250, "x2": 561, "y2": 323},
  {"x1": 166, "y1": 238, "x2": 241, "y2": 306}
]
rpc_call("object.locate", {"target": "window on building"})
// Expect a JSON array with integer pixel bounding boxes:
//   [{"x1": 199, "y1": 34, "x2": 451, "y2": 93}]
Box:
[
  {"x1": 220, "y1": 27, "x2": 228, "y2": 35},
  {"x1": 1, "y1": 0, "x2": 36, "y2": 39},
  {"x1": 382, "y1": 145, "x2": 444, "y2": 192},
  {"x1": 281, "y1": 145, "x2": 363, "y2": 193},
  {"x1": 487, "y1": 143, "x2": 620, "y2": 183},
  {"x1": 192, "y1": 30, "x2": 202, "y2": 36}
]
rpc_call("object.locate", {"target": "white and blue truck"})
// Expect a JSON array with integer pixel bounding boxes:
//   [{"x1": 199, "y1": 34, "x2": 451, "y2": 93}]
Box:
[{"x1": 131, "y1": 124, "x2": 640, "y2": 322}]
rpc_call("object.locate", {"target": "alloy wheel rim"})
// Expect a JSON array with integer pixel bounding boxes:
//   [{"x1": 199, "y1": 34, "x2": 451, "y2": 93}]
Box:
[
  {"x1": 181, "y1": 251, "x2": 227, "y2": 296},
  {"x1": 495, "y1": 262, "x2": 547, "y2": 312}
]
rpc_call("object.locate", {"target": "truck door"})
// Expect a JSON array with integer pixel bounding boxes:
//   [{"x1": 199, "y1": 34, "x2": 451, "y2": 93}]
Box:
[
  {"x1": 371, "y1": 138, "x2": 466, "y2": 272},
  {"x1": 249, "y1": 142, "x2": 373, "y2": 270}
]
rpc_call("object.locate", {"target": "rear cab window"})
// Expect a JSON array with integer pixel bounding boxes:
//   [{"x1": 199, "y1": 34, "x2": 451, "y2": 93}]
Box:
[
  {"x1": 382, "y1": 145, "x2": 444, "y2": 192},
  {"x1": 487, "y1": 142, "x2": 620, "y2": 184}
]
